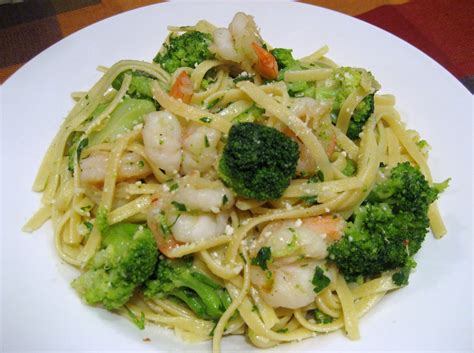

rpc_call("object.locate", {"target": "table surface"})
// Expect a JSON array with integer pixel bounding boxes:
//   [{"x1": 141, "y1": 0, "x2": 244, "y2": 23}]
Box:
[{"x1": 0, "y1": 0, "x2": 473, "y2": 92}]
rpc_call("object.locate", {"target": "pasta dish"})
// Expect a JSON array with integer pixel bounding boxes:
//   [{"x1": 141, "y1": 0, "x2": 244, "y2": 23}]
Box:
[{"x1": 24, "y1": 13, "x2": 448, "y2": 352}]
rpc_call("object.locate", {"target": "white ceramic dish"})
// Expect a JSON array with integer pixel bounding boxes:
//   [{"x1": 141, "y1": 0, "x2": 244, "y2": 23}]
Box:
[{"x1": 1, "y1": 2, "x2": 472, "y2": 352}]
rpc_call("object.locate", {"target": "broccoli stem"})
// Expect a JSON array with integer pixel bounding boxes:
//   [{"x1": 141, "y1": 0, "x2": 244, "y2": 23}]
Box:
[
  {"x1": 175, "y1": 272, "x2": 224, "y2": 319},
  {"x1": 171, "y1": 287, "x2": 208, "y2": 318},
  {"x1": 88, "y1": 98, "x2": 156, "y2": 145}
]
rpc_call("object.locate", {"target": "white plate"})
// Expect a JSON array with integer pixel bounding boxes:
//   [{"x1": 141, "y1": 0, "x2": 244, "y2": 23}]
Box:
[{"x1": 1, "y1": 2, "x2": 472, "y2": 353}]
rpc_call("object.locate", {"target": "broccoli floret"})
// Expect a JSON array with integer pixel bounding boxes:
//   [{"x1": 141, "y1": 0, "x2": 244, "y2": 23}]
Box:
[
  {"x1": 72, "y1": 223, "x2": 158, "y2": 310},
  {"x1": 367, "y1": 162, "x2": 439, "y2": 217},
  {"x1": 328, "y1": 162, "x2": 445, "y2": 283},
  {"x1": 218, "y1": 123, "x2": 299, "y2": 201},
  {"x1": 346, "y1": 94, "x2": 374, "y2": 139},
  {"x1": 271, "y1": 52, "x2": 378, "y2": 132},
  {"x1": 318, "y1": 67, "x2": 379, "y2": 140},
  {"x1": 271, "y1": 48, "x2": 304, "y2": 85},
  {"x1": 145, "y1": 257, "x2": 232, "y2": 320},
  {"x1": 153, "y1": 31, "x2": 214, "y2": 73},
  {"x1": 112, "y1": 70, "x2": 159, "y2": 107},
  {"x1": 270, "y1": 48, "x2": 298, "y2": 70}
]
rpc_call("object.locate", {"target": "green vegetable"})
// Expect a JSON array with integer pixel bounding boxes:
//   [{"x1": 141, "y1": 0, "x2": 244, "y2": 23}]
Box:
[
  {"x1": 112, "y1": 70, "x2": 159, "y2": 106},
  {"x1": 313, "y1": 309, "x2": 333, "y2": 324},
  {"x1": 218, "y1": 123, "x2": 299, "y2": 201},
  {"x1": 342, "y1": 159, "x2": 357, "y2": 176},
  {"x1": 125, "y1": 306, "x2": 146, "y2": 330},
  {"x1": 88, "y1": 98, "x2": 156, "y2": 145},
  {"x1": 270, "y1": 48, "x2": 298, "y2": 70},
  {"x1": 251, "y1": 247, "x2": 272, "y2": 271},
  {"x1": 200, "y1": 117, "x2": 212, "y2": 123},
  {"x1": 72, "y1": 223, "x2": 158, "y2": 310},
  {"x1": 308, "y1": 170, "x2": 325, "y2": 183},
  {"x1": 232, "y1": 104, "x2": 265, "y2": 123},
  {"x1": 67, "y1": 136, "x2": 88, "y2": 172},
  {"x1": 66, "y1": 103, "x2": 107, "y2": 172},
  {"x1": 299, "y1": 195, "x2": 319, "y2": 206},
  {"x1": 271, "y1": 50, "x2": 378, "y2": 139},
  {"x1": 270, "y1": 48, "x2": 316, "y2": 97},
  {"x1": 328, "y1": 162, "x2": 447, "y2": 283},
  {"x1": 145, "y1": 257, "x2": 232, "y2": 320},
  {"x1": 84, "y1": 222, "x2": 94, "y2": 232},
  {"x1": 312, "y1": 266, "x2": 330, "y2": 293},
  {"x1": 318, "y1": 67, "x2": 379, "y2": 140},
  {"x1": 171, "y1": 201, "x2": 187, "y2": 212},
  {"x1": 153, "y1": 31, "x2": 214, "y2": 73},
  {"x1": 392, "y1": 257, "x2": 416, "y2": 286}
]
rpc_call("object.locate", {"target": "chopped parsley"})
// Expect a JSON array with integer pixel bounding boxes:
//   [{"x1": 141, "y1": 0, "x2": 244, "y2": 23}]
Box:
[
  {"x1": 207, "y1": 98, "x2": 221, "y2": 109},
  {"x1": 314, "y1": 309, "x2": 333, "y2": 324},
  {"x1": 80, "y1": 205, "x2": 92, "y2": 212},
  {"x1": 312, "y1": 266, "x2": 330, "y2": 293},
  {"x1": 251, "y1": 247, "x2": 272, "y2": 271},
  {"x1": 299, "y1": 195, "x2": 319, "y2": 206},
  {"x1": 84, "y1": 221, "x2": 93, "y2": 232},
  {"x1": 200, "y1": 117, "x2": 212, "y2": 123},
  {"x1": 308, "y1": 170, "x2": 324, "y2": 183},
  {"x1": 171, "y1": 201, "x2": 187, "y2": 212}
]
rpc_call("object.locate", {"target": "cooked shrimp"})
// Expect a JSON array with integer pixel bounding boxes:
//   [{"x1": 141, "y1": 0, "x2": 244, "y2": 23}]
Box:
[
  {"x1": 171, "y1": 212, "x2": 228, "y2": 243},
  {"x1": 174, "y1": 177, "x2": 234, "y2": 213},
  {"x1": 211, "y1": 12, "x2": 276, "y2": 77},
  {"x1": 282, "y1": 127, "x2": 317, "y2": 176},
  {"x1": 80, "y1": 151, "x2": 151, "y2": 185},
  {"x1": 211, "y1": 28, "x2": 242, "y2": 62},
  {"x1": 253, "y1": 216, "x2": 343, "y2": 261},
  {"x1": 250, "y1": 260, "x2": 323, "y2": 309},
  {"x1": 147, "y1": 203, "x2": 229, "y2": 256},
  {"x1": 291, "y1": 97, "x2": 332, "y2": 125},
  {"x1": 291, "y1": 98, "x2": 335, "y2": 158},
  {"x1": 286, "y1": 98, "x2": 336, "y2": 174},
  {"x1": 252, "y1": 42, "x2": 278, "y2": 80},
  {"x1": 169, "y1": 71, "x2": 193, "y2": 103},
  {"x1": 142, "y1": 111, "x2": 182, "y2": 176},
  {"x1": 181, "y1": 123, "x2": 221, "y2": 175},
  {"x1": 229, "y1": 12, "x2": 260, "y2": 65},
  {"x1": 147, "y1": 176, "x2": 234, "y2": 256},
  {"x1": 250, "y1": 216, "x2": 343, "y2": 309}
]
